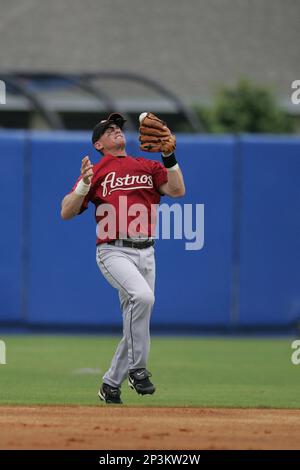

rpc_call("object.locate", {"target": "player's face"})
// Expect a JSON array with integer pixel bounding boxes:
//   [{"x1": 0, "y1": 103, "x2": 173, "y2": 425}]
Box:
[{"x1": 97, "y1": 124, "x2": 126, "y2": 153}]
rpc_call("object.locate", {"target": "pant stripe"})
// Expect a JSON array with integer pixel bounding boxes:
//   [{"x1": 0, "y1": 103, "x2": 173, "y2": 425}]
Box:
[{"x1": 129, "y1": 300, "x2": 135, "y2": 365}]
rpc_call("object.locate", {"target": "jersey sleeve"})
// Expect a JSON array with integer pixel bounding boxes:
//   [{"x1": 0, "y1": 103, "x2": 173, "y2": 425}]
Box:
[
  {"x1": 151, "y1": 160, "x2": 168, "y2": 192},
  {"x1": 70, "y1": 176, "x2": 90, "y2": 214}
]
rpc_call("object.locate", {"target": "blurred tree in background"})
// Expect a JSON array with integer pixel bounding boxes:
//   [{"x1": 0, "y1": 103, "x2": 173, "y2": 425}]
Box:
[{"x1": 196, "y1": 80, "x2": 295, "y2": 133}]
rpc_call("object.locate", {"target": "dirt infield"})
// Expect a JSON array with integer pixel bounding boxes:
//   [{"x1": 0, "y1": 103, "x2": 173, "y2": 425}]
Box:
[{"x1": 0, "y1": 406, "x2": 300, "y2": 450}]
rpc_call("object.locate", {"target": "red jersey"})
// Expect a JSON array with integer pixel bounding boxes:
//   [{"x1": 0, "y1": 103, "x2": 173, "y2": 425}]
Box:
[{"x1": 71, "y1": 153, "x2": 168, "y2": 244}]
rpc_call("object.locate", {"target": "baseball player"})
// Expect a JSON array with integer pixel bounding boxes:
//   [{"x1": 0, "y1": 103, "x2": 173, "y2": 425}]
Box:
[{"x1": 61, "y1": 112, "x2": 185, "y2": 404}]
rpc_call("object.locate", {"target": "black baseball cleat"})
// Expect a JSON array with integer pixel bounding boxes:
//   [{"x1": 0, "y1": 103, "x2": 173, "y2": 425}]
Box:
[
  {"x1": 98, "y1": 383, "x2": 123, "y2": 404},
  {"x1": 128, "y1": 368, "x2": 156, "y2": 395}
]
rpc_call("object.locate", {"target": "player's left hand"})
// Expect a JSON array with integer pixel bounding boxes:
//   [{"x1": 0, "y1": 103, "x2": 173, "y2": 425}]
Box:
[{"x1": 139, "y1": 112, "x2": 176, "y2": 154}]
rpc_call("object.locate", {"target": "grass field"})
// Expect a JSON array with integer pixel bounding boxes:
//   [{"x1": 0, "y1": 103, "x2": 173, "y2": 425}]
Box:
[{"x1": 0, "y1": 335, "x2": 300, "y2": 408}]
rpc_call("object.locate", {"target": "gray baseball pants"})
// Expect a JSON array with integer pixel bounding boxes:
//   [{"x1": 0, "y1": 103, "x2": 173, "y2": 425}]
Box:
[{"x1": 96, "y1": 241, "x2": 155, "y2": 388}]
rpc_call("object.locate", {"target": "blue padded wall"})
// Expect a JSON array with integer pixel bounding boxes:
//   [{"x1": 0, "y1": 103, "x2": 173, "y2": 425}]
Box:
[
  {"x1": 0, "y1": 131, "x2": 26, "y2": 321},
  {"x1": 1, "y1": 131, "x2": 300, "y2": 329},
  {"x1": 238, "y1": 136, "x2": 300, "y2": 326}
]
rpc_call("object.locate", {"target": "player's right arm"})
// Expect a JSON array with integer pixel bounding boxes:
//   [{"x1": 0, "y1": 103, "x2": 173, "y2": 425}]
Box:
[{"x1": 61, "y1": 156, "x2": 93, "y2": 220}]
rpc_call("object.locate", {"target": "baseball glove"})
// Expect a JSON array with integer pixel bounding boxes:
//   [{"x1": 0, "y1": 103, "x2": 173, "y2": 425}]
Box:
[{"x1": 139, "y1": 113, "x2": 176, "y2": 154}]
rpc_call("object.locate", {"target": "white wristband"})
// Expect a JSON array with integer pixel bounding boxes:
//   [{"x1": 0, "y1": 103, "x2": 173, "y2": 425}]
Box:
[
  {"x1": 74, "y1": 179, "x2": 91, "y2": 196},
  {"x1": 167, "y1": 163, "x2": 179, "y2": 172}
]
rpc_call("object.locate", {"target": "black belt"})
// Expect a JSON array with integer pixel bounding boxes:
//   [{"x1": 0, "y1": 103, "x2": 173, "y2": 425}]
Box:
[{"x1": 107, "y1": 239, "x2": 154, "y2": 249}]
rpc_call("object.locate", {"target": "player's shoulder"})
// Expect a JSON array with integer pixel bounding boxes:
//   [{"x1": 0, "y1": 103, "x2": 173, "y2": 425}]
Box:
[
  {"x1": 135, "y1": 156, "x2": 165, "y2": 173},
  {"x1": 134, "y1": 156, "x2": 149, "y2": 163},
  {"x1": 88, "y1": 158, "x2": 109, "y2": 186},
  {"x1": 134, "y1": 156, "x2": 161, "y2": 167},
  {"x1": 91, "y1": 160, "x2": 102, "y2": 171},
  {"x1": 91, "y1": 155, "x2": 112, "y2": 173}
]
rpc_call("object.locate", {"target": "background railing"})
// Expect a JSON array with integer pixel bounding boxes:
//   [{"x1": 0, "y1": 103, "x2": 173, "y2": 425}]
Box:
[{"x1": 0, "y1": 72, "x2": 203, "y2": 132}]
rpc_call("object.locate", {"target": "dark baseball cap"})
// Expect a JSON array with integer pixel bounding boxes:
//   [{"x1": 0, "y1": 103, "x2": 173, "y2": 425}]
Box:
[{"x1": 92, "y1": 112, "x2": 126, "y2": 144}]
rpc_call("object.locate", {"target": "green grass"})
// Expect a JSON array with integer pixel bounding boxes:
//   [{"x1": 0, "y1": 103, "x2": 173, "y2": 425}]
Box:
[{"x1": 0, "y1": 335, "x2": 299, "y2": 408}]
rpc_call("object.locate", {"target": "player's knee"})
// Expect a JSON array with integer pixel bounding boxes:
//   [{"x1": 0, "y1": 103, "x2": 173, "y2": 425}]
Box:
[{"x1": 135, "y1": 290, "x2": 155, "y2": 308}]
